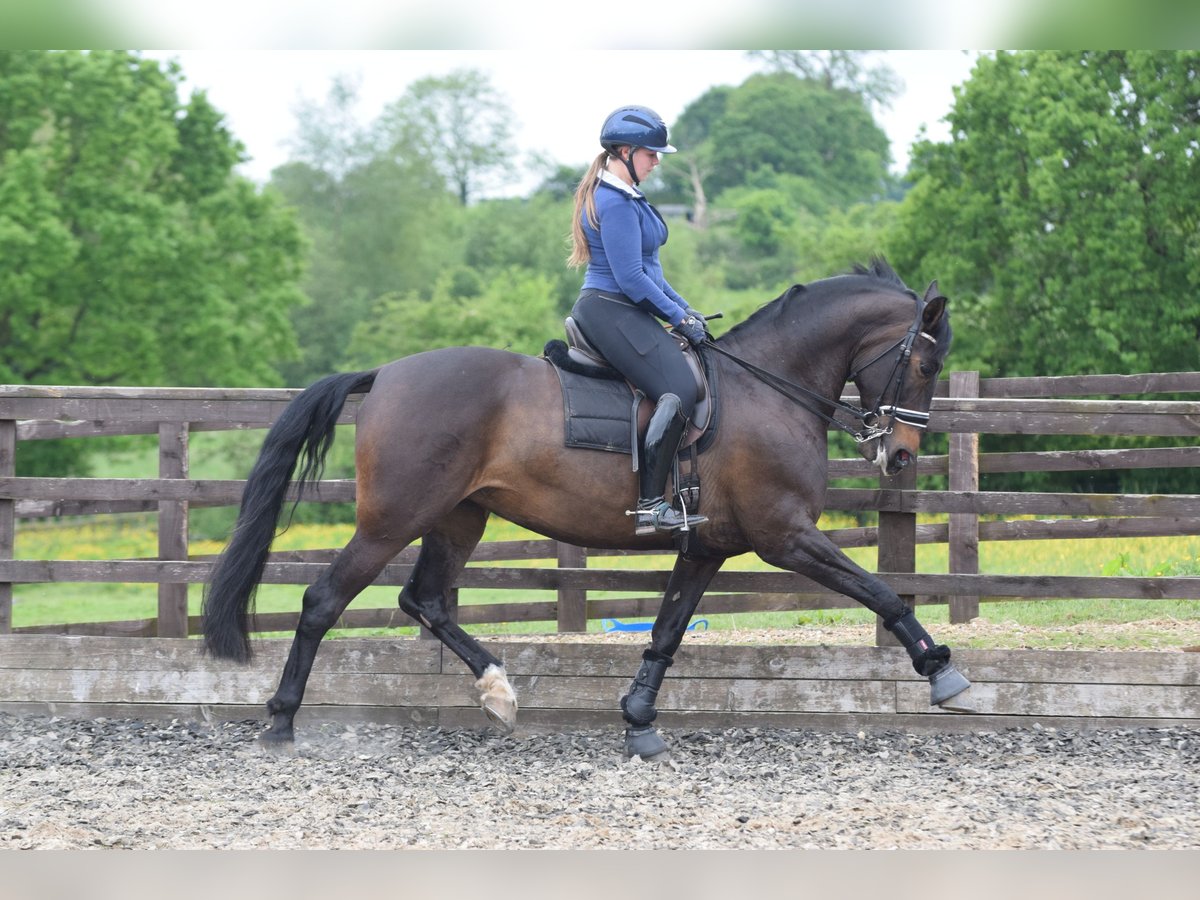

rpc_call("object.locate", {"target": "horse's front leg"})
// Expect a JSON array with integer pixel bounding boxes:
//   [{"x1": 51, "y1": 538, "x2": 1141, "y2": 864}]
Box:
[
  {"x1": 621, "y1": 551, "x2": 725, "y2": 760},
  {"x1": 758, "y1": 522, "x2": 972, "y2": 711}
]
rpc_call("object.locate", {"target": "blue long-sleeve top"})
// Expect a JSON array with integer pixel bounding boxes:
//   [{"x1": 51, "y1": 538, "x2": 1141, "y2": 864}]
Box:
[{"x1": 580, "y1": 172, "x2": 691, "y2": 326}]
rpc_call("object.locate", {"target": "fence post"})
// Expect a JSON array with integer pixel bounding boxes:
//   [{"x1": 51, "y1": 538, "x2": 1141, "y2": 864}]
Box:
[
  {"x1": 948, "y1": 370, "x2": 981, "y2": 623},
  {"x1": 0, "y1": 419, "x2": 13, "y2": 634},
  {"x1": 556, "y1": 542, "x2": 588, "y2": 632},
  {"x1": 157, "y1": 422, "x2": 189, "y2": 638},
  {"x1": 875, "y1": 461, "x2": 917, "y2": 647}
]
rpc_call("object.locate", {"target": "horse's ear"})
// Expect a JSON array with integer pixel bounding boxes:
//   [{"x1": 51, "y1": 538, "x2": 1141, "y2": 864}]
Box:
[{"x1": 922, "y1": 280, "x2": 947, "y2": 331}]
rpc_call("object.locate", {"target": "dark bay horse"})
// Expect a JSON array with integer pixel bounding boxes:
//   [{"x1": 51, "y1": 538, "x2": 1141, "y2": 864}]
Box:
[{"x1": 203, "y1": 259, "x2": 971, "y2": 758}]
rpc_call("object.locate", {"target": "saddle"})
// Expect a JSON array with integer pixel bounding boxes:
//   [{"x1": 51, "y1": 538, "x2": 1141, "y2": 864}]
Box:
[
  {"x1": 543, "y1": 319, "x2": 721, "y2": 514},
  {"x1": 559, "y1": 316, "x2": 715, "y2": 446}
]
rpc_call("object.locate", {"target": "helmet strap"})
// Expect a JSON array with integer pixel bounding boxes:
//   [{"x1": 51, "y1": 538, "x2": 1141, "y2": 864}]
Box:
[{"x1": 620, "y1": 147, "x2": 640, "y2": 186}]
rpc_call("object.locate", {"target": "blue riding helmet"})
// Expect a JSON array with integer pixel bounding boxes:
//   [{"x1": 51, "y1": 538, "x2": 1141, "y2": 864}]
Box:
[{"x1": 600, "y1": 105, "x2": 677, "y2": 154}]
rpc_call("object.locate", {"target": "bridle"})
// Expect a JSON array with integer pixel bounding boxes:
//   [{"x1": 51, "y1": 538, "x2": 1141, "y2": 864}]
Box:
[{"x1": 703, "y1": 294, "x2": 937, "y2": 445}]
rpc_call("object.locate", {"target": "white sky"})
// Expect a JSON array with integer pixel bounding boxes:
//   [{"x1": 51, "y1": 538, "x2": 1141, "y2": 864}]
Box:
[{"x1": 153, "y1": 50, "x2": 981, "y2": 193}]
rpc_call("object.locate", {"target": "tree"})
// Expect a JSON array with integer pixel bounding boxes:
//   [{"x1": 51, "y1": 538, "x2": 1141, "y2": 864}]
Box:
[
  {"x1": 271, "y1": 76, "x2": 461, "y2": 385},
  {"x1": 707, "y1": 73, "x2": 892, "y2": 206},
  {"x1": 344, "y1": 267, "x2": 563, "y2": 366},
  {"x1": 667, "y1": 73, "x2": 892, "y2": 222},
  {"x1": 0, "y1": 51, "x2": 305, "y2": 389},
  {"x1": 377, "y1": 68, "x2": 515, "y2": 205},
  {"x1": 889, "y1": 51, "x2": 1200, "y2": 378},
  {"x1": 887, "y1": 51, "x2": 1200, "y2": 497},
  {"x1": 748, "y1": 50, "x2": 903, "y2": 111}
]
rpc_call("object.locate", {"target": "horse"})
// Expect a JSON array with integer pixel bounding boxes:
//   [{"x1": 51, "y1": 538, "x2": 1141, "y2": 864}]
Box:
[{"x1": 202, "y1": 258, "x2": 972, "y2": 759}]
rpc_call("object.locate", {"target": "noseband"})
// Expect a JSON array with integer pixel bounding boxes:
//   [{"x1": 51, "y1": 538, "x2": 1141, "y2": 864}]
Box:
[{"x1": 705, "y1": 295, "x2": 936, "y2": 445}]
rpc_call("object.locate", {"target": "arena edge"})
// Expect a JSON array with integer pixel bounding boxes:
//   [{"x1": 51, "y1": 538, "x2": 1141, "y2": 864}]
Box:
[{"x1": 0, "y1": 635, "x2": 1196, "y2": 734}]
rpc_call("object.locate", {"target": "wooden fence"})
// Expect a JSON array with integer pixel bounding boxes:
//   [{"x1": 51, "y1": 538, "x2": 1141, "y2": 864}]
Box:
[
  {"x1": 2, "y1": 374, "x2": 1200, "y2": 734},
  {"x1": 2, "y1": 635, "x2": 1197, "y2": 731},
  {"x1": 1, "y1": 371, "x2": 1199, "y2": 646}
]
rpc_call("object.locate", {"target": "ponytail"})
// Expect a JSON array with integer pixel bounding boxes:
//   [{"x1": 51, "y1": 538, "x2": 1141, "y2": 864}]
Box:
[{"x1": 567, "y1": 151, "x2": 609, "y2": 269}]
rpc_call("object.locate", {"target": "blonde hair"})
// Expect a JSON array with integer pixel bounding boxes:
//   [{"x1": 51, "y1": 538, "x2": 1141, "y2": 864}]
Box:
[{"x1": 567, "y1": 151, "x2": 611, "y2": 269}]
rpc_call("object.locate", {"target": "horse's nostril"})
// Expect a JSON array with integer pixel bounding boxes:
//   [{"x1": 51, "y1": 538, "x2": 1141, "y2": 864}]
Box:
[{"x1": 894, "y1": 449, "x2": 912, "y2": 467}]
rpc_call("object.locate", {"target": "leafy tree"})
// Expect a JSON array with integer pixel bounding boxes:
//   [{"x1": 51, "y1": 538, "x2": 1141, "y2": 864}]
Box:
[
  {"x1": 0, "y1": 51, "x2": 304, "y2": 389},
  {"x1": 0, "y1": 51, "x2": 307, "y2": 473},
  {"x1": 887, "y1": 51, "x2": 1200, "y2": 496},
  {"x1": 376, "y1": 68, "x2": 515, "y2": 206},
  {"x1": 889, "y1": 50, "x2": 1200, "y2": 378},
  {"x1": 656, "y1": 85, "x2": 733, "y2": 222},
  {"x1": 271, "y1": 78, "x2": 461, "y2": 385},
  {"x1": 669, "y1": 72, "x2": 892, "y2": 214},
  {"x1": 748, "y1": 50, "x2": 903, "y2": 111},
  {"x1": 789, "y1": 201, "x2": 901, "y2": 285},
  {"x1": 459, "y1": 194, "x2": 578, "y2": 308},
  {"x1": 707, "y1": 73, "x2": 892, "y2": 207},
  {"x1": 344, "y1": 267, "x2": 563, "y2": 366}
]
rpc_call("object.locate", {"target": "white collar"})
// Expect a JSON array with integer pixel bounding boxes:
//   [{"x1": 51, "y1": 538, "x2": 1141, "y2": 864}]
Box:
[{"x1": 598, "y1": 169, "x2": 643, "y2": 198}]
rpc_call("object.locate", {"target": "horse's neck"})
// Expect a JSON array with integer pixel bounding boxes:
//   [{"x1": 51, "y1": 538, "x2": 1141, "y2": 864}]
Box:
[{"x1": 721, "y1": 302, "x2": 856, "y2": 401}]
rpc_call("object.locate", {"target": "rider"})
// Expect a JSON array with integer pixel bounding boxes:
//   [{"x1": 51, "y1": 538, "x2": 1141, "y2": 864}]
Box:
[{"x1": 567, "y1": 104, "x2": 709, "y2": 537}]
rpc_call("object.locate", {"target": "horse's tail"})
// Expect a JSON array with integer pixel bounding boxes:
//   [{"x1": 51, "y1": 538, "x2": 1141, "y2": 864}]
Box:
[{"x1": 202, "y1": 369, "x2": 378, "y2": 662}]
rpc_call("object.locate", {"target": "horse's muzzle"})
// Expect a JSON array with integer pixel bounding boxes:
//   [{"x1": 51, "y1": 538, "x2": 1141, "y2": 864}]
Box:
[{"x1": 870, "y1": 442, "x2": 915, "y2": 477}]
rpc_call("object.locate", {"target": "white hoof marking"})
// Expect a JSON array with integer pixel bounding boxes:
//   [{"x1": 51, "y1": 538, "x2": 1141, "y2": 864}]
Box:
[{"x1": 476, "y1": 664, "x2": 518, "y2": 733}]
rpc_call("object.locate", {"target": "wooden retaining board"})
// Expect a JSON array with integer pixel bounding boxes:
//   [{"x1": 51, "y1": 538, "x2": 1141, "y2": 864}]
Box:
[{"x1": 0, "y1": 636, "x2": 1197, "y2": 732}]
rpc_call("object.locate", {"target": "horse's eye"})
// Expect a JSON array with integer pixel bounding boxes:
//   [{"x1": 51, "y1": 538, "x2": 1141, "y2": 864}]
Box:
[{"x1": 919, "y1": 361, "x2": 938, "y2": 377}]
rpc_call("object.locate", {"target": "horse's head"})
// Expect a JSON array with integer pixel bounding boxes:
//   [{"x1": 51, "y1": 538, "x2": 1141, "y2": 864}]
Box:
[{"x1": 850, "y1": 280, "x2": 951, "y2": 477}]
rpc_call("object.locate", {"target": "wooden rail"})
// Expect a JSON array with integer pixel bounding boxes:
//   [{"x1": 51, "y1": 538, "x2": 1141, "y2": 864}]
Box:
[
  {"x1": 1, "y1": 635, "x2": 1196, "y2": 731},
  {"x1": 1, "y1": 371, "x2": 1198, "y2": 642}
]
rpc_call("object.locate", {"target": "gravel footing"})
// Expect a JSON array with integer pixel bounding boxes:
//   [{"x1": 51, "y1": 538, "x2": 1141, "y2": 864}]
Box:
[{"x1": 2, "y1": 711, "x2": 1197, "y2": 849}]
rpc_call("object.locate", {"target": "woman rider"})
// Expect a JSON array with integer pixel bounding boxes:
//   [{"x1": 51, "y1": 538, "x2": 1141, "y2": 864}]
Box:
[{"x1": 567, "y1": 105, "x2": 709, "y2": 537}]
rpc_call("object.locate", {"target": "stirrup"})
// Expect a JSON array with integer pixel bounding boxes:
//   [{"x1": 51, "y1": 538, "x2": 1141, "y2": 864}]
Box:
[{"x1": 628, "y1": 499, "x2": 708, "y2": 536}]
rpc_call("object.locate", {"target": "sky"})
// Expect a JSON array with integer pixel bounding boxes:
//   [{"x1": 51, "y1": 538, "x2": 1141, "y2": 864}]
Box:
[{"x1": 152, "y1": 50, "x2": 982, "y2": 193}]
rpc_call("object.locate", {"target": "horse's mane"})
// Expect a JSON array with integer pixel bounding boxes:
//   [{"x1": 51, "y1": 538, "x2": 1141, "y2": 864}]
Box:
[
  {"x1": 849, "y1": 257, "x2": 918, "y2": 299},
  {"x1": 720, "y1": 256, "x2": 919, "y2": 343}
]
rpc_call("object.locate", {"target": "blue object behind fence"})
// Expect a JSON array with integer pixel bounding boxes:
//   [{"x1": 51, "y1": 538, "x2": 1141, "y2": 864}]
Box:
[{"x1": 601, "y1": 618, "x2": 708, "y2": 633}]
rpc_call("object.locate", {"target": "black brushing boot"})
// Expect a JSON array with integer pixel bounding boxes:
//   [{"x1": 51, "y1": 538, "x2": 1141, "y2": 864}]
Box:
[
  {"x1": 632, "y1": 393, "x2": 707, "y2": 536},
  {"x1": 621, "y1": 649, "x2": 673, "y2": 760},
  {"x1": 887, "y1": 610, "x2": 973, "y2": 710}
]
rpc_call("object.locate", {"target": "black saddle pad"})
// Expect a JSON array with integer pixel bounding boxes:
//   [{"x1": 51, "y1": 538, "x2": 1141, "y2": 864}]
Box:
[
  {"x1": 542, "y1": 338, "x2": 721, "y2": 456},
  {"x1": 547, "y1": 359, "x2": 637, "y2": 454}
]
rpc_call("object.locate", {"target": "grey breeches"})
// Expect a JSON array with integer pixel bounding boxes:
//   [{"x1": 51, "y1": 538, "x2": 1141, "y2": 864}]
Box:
[{"x1": 571, "y1": 290, "x2": 697, "y2": 419}]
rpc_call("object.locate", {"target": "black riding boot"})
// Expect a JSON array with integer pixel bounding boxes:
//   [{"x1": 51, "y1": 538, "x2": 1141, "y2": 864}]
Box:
[{"x1": 633, "y1": 393, "x2": 708, "y2": 536}]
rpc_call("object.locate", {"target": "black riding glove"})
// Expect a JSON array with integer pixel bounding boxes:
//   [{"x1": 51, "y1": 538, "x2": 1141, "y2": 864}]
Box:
[{"x1": 674, "y1": 314, "x2": 707, "y2": 347}]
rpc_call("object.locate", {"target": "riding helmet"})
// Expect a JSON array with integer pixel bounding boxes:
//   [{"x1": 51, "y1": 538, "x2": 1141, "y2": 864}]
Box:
[{"x1": 600, "y1": 105, "x2": 677, "y2": 154}]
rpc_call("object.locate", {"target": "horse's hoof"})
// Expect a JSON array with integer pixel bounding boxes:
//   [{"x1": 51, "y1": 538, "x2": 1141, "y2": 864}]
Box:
[
  {"x1": 930, "y1": 663, "x2": 974, "y2": 712},
  {"x1": 483, "y1": 700, "x2": 517, "y2": 735},
  {"x1": 624, "y1": 725, "x2": 670, "y2": 761},
  {"x1": 477, "y1": 664, "x2": 518, "y2": 734},
  {"x1": 257, "y1": 727, "x2": 295, "y2": 750}
]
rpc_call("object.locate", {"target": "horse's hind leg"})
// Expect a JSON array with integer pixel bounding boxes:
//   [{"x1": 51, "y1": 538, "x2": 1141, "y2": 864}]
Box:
[
  {"x1": 397, "y1": 501, "x2": 518, "y2": 733},
  {"x1": 621, "y1": 552, "x2": 724, "y2": 760},
  {"x1": 263, "y1": 531, "x2": 405, "y2": 743}
]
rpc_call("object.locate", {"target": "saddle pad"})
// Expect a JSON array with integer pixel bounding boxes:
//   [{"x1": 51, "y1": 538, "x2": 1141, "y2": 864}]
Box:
[{"x1": 549, "y1": 362, "x2": 636, "y2": 454}]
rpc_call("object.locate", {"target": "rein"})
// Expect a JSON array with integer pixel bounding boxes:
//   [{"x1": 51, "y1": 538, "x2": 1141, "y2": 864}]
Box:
[{"x1": 703, "y1": 295, "x2": 933, "y2": 444}]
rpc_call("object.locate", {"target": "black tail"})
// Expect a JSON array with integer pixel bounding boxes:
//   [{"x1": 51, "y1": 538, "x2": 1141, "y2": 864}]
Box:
[{"x1": 202, "y1": 370, "x2": 378, "y2": 661}]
